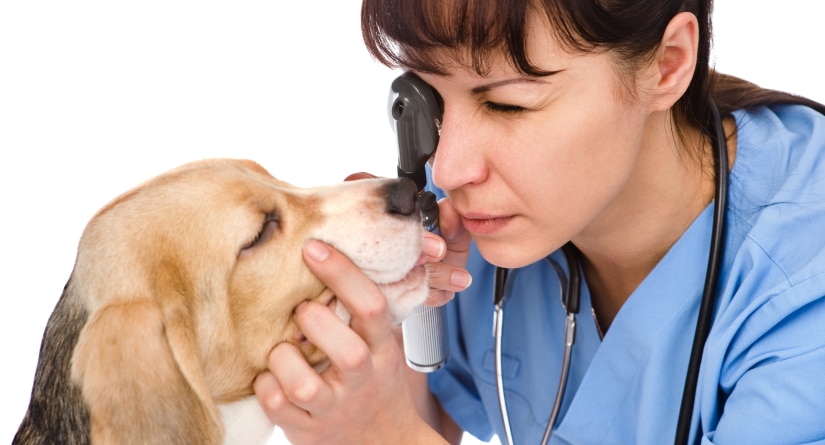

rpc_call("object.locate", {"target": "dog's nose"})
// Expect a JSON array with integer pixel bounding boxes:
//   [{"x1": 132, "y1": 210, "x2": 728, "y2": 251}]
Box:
[{"x1": 384, "y1": 178, "x2": 418, "y2": 217}]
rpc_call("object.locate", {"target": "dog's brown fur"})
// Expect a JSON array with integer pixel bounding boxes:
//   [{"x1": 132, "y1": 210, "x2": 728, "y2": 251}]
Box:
[{"x1": 14, "y1": 158, "x2": 428, "y2": 444}]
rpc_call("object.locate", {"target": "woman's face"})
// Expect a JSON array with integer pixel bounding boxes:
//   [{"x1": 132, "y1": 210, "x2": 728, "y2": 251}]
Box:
[{"x1": 417, "y1": 14, "x2": 658, "y2": 268}]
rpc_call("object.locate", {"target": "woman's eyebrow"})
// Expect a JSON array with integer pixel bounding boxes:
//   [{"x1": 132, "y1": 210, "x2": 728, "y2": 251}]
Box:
[{"x1": 470, "y1": 75, "x2": 558, "y2": 94}]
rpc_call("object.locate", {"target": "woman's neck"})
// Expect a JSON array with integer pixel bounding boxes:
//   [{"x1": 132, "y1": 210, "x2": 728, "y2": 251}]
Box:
[{"x1": 572, "y1": 114, "x2": 736, "y2": 332}]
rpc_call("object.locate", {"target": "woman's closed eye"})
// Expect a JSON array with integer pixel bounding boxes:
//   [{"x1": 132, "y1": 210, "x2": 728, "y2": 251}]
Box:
[{"x1": 482, "y1": 101, "x2": 527, "y2": 114}]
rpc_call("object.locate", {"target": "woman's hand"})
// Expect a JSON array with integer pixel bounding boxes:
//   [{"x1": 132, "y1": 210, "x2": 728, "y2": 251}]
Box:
[
  {"x1": 421, "y1": 196, "x2": 473, "y2": 306},
  {"x1": 253, "y1": 240, "x2": 449, "y2": 445}
]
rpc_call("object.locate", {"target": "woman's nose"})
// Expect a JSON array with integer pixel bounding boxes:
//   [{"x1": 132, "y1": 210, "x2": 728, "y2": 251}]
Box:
[{"x1": 431, "y1": 107, "x2": 489, "y2": 191}]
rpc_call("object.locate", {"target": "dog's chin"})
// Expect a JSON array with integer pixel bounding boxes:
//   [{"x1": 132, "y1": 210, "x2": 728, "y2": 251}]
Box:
[
  {"x1": 376, "y1": 264, "x2": 429, "y2": 323},
  {"x1": 328, "y1": 263, "x2": 429, "y2": 326}
]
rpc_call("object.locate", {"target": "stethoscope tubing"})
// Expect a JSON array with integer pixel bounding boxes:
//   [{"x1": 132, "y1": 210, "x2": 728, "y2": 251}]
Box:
[
  {"x1": 494, "y1": 245, "x2": 581, "y2": 445},
  {"x1": 674, "y1": 100, "x2": 729, "y2": 445},
  {"x1": 493, "y1": 267, "x2": 512, "y2": 443}
]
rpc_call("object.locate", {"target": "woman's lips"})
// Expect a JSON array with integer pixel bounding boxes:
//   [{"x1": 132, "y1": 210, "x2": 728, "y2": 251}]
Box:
[{"x1": 460, "y1": 215, "x2": 514, "y2": 235}]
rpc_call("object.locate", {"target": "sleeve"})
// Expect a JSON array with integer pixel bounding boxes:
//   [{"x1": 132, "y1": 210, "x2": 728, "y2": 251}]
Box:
[
  {"x1": 702, "y1": 284, "x2": 825, "y2": 444},
  {"x1": 428, "y1": 349, "x2": 495, "y2": 442}
]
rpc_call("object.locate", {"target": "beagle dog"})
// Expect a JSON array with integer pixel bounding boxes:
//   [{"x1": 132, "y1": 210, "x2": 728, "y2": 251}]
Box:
[{"x1": 13, "y1": 158, "x2": 429, "y2": 445}]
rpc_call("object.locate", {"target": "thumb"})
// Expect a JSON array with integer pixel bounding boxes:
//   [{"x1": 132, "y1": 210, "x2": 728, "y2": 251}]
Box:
[{"x1": 437, "y1": 197, "x2": 472, "y2": 256}]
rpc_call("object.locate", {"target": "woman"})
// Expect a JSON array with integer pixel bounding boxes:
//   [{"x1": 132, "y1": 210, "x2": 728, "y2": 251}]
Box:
[{"x1": 254, "y1": 1, "x2": 825, "y2": 443}]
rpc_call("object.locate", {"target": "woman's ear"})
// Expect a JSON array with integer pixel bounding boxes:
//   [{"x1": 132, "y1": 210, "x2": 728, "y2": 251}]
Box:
[{"x1": 648, "y1": 11, "x2": 700, "y2": 111}]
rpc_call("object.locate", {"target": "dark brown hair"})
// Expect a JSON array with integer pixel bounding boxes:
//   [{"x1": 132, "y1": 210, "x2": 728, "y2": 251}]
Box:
[{"x1": 362, "y1": 0, "x2": 825, "y2": 141}]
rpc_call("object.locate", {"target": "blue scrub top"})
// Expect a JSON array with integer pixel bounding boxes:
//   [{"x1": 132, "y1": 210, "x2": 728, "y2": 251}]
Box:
[{"x1": 427, "y1": 104, "x2": 825, "y2": 445}]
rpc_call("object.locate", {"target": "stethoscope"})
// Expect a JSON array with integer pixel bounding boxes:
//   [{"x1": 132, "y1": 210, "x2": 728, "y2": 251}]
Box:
[{"x1": 492, "y1": 101, "x2": 729, "y2": 445}]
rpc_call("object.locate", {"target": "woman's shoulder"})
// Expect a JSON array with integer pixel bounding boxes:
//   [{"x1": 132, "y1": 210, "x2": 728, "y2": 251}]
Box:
[
  {"x1": 725, "y1": 103, "x2": 825, "y2": 296},
  {"x1": 713, "y1": 104, "x2": 825, "y2": 377},
  {"x1": 729, "y1": 103, "x2": 825, "y2": 216},
  {"x1": 732, "y1": 103, "x2": 825, "y2": 150}
]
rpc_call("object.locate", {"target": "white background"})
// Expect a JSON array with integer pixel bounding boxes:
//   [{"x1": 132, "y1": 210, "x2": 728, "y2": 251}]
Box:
[{"x1": 1, "y1": 2, "x2": 821, "y2": 444}]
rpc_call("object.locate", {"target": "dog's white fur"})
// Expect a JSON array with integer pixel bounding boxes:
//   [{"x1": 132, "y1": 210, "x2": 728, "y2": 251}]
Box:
[{"x1": 14, "y1": 158, "x2": 429, "y2": 445}]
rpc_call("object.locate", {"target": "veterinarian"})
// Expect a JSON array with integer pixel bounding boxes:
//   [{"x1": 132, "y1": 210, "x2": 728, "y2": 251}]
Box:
[{"x1": 253, "y1": 0, "x2": 825, "y2": 443}]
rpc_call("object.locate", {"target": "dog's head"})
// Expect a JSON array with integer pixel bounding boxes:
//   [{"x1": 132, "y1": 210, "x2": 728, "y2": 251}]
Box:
[{"x1": 69, "y1": 158, "x2": 429, "y2": 442}]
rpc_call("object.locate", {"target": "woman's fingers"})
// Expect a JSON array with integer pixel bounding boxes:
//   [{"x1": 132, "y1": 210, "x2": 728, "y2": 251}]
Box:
[
  {"x1": 437, "y1": 197, "x2": 472, "y2": 262},
  {"x1": 293, "y1": 300, "x2": 375, "y2": 388},
  {"x1": 254, "y1": 239, "x2": 440, "y2": 444},
  {"x1": 301, "y1": 240, "x2": 395, "y2": 356},
  {"x1": 255, "y1": 342, "x2": 330, "y2": 420},
  {"x1": 344, "y1": 172, "x2": 377, "y2": 181},
  {"x1": 416, "y1": 198, "x2": 474, "y2": 306},
  {"x1": 425, "y1": 263, "x2": 473, "y2": 306}
]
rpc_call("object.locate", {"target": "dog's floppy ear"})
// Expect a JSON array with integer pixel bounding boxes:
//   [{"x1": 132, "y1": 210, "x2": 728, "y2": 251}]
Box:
[{"x1": 72, "y1": 297, "x2": 223, "y2": 444}]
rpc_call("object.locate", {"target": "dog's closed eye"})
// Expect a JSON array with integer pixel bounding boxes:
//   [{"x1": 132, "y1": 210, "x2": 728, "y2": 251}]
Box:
[{"x1": 242, "y1": 211, "x2": 280, "y2": 252}]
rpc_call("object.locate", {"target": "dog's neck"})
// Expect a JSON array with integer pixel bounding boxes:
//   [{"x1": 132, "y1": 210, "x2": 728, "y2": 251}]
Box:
[{"x1": 218, "y1": 396, "x2": 275, "y2": 445}]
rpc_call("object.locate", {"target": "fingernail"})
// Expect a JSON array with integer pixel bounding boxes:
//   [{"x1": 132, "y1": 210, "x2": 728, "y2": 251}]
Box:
[
  {"x1": 344, "y1": 172, "x2": 377, "y2": 181},
  {"x1": 293, "y1": 300, "x2": 309, "y2": 316},
  {"x1": 423, "y1": 235, "x2": 446, "y2": 258},
  {"x1": 304, "y1": 240, "x2": 330, "y2": 262},
  {"x1": 450, "y1": 270, "x2": 472, "y2": 290}
]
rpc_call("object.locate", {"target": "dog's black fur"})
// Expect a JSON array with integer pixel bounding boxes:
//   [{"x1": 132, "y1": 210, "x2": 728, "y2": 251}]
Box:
[{"x1": 14, "y1": 278, "x2": 92, "y2": 444}]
